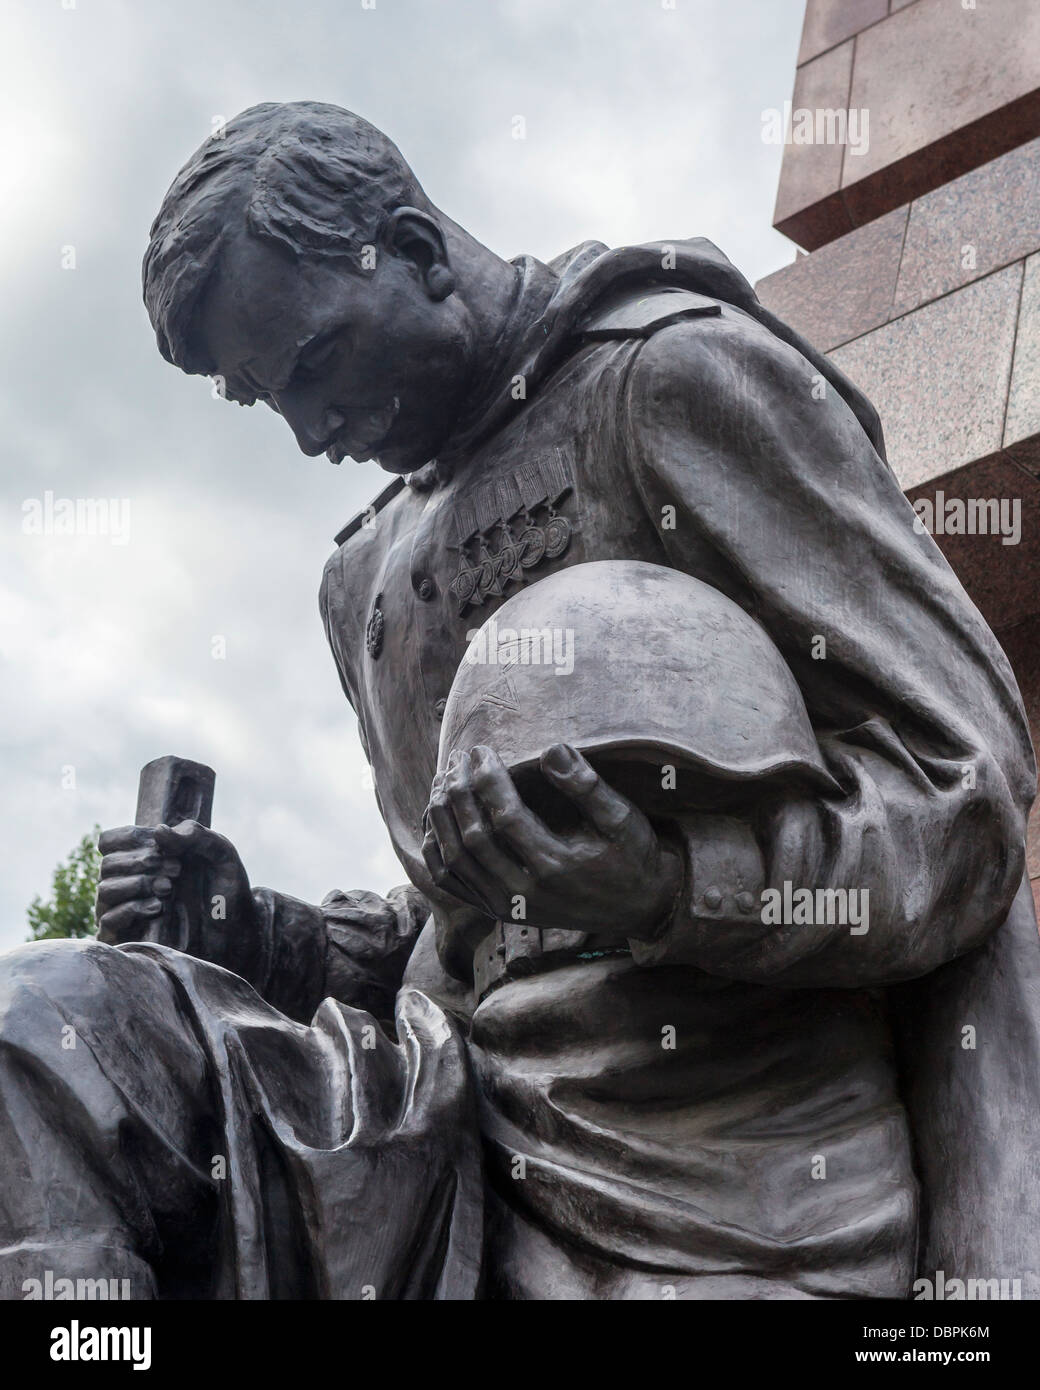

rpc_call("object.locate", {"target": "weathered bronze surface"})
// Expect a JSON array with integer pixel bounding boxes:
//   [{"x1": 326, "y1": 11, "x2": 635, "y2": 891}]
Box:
[{"x1": 2, "y1": 101, "x2": 1039, "y2": 1301}]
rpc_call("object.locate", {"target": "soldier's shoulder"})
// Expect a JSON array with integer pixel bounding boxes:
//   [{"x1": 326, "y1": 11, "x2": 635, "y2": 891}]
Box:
[
  {"x1": 578, "y1": 285, "x2": 722, "y2": 342},
  {"x1": 625, "y1": 292, "x2": 792, "y2": 403},
  {"x1": 321, "y1": 475, "x2": 411, "y2": 625},
  {"x1": 331, "y1": 474, "x2": 409, "y2": 548}
]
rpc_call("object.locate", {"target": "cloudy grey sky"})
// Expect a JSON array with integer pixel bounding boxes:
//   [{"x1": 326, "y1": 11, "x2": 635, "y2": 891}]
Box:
[{"x1": 1, "y1": 0, "x2": 805, "y2": 948}]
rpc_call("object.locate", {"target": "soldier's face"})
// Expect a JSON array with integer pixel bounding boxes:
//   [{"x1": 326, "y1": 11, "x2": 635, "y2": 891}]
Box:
[{"x1": 195, "y1": 225, "x2": 473, "y2": 472}]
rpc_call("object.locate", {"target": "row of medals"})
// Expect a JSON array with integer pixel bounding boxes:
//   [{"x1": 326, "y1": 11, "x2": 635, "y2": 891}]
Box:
[{"x1": 449, "y1": 508, "x2": 571, "y2": 612}]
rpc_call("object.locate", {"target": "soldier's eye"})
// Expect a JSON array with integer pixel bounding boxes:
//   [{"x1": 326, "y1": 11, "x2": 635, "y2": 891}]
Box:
[{"x1": 295, "y1": 333, "x2": 342, "y2": 380}]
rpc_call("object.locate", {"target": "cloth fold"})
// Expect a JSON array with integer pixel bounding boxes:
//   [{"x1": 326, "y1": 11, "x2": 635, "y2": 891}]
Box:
[{"x1": 0, "y1": 938, "x2": 482, "y2": 1300}]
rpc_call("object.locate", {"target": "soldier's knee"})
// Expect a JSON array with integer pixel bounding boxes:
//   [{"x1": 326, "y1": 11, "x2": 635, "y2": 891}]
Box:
[
  {"x1": 1, "y1": 933, "x2": 116, "y2": 998},
  {"x1": 0, "y1": 937, "x2": 209, "y2": 1110},
  {"x1": 0, "y1": 938, "x2": 156, "y2": 1054}
]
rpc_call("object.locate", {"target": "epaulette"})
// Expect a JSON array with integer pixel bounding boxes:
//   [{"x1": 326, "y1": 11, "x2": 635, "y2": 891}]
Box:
[
  {"x1": 579, "y1": 286, "x2": 721, "y2": 341},
  {"x1": 333, "y1": 475, "x2": 406, "y2": 547}
]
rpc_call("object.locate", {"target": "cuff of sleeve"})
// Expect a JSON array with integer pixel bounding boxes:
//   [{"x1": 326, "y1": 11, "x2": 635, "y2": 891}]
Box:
[
  {"x1": 630, "y1": 814, "x2": 766, "y2": 969},
  {"x1": 252, "y1": 888, "x2": 327, "y2": 1022}
]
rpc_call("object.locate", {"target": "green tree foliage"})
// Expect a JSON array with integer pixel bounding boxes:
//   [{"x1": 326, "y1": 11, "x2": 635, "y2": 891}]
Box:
[{"x1": 27, "y1": 826, "x2": 102, "y2": 941}]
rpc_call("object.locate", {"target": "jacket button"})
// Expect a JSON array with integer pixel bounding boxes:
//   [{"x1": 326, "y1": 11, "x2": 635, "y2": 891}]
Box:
[
  {"x1": 434, "y1": 698, "x2": 447, "y2": 719},
  {"x1": 416, "y1": 577, "x2": 435, "y2": 601}
]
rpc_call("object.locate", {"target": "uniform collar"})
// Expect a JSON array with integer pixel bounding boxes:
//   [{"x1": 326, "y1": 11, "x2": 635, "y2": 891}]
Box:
[{"x1": 422, "y1": 234, "x2": 886, "y2": 481}]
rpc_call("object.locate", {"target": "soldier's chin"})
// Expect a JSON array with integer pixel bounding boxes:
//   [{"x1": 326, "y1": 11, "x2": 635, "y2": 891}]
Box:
[
  {"x1": 369, "y1": 434, "x2": 429, "y2": 474},
  {"x1": 370, "y1": 452, "x2": 413, "y2": 474}
]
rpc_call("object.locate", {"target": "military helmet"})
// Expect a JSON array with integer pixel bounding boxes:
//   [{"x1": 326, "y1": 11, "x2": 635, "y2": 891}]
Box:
[{"x1": 438, "y1": 560, "x2": 838, "y2": 817}]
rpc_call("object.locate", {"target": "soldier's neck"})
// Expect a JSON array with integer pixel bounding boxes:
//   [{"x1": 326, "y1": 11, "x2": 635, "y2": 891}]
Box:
[{"x1": 440, "y1": 217, "x2": 522, "y2": 366}]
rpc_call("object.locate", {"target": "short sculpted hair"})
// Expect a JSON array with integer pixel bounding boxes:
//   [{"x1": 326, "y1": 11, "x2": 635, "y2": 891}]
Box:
[{"x1": 142, "y1": 101, "x2": 425, "y2": 382}]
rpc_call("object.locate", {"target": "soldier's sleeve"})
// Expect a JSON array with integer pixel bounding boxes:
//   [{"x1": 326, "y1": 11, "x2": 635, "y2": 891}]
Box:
[
  {"x1": 247, "y1": 885, "x2": 430, "y2": 1023},
  {"x1": 618, "y1": 307, "x2": 1033, "y2": 987}
]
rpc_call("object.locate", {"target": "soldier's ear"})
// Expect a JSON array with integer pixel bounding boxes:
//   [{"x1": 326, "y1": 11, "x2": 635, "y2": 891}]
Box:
[{"x1": 384, "y1": 208, "x2": 455, "y2": 301}]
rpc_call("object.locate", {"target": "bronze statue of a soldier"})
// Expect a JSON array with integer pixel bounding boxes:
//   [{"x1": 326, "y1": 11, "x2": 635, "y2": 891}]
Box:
[{"x1": 2, "y1": 102, "x2": 1039, "y2": 1301}]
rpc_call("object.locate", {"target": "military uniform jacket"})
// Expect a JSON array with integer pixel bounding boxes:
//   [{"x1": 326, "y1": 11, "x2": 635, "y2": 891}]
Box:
[{"x1": 263, "y1": 238, "x2": 1040, "y2": 1295}]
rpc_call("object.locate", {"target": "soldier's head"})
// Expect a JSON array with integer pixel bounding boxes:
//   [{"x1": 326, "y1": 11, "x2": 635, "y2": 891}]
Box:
[{"x1": 143, "y1": 102, "x2": 513, "y2": 473}]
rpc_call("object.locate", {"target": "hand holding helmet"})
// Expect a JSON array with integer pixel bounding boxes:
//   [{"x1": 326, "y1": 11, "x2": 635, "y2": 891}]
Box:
[{"x1": 422, "y1": 741, "x2": 683, "y2": 942}]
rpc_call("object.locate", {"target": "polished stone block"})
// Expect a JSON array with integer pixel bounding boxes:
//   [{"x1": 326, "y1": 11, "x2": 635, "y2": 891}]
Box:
[
  {"x1": 906, "y1": 454, "x2": 1040, "y2": 636},
  {"x1": 997, "y1": 614, "x2": 1040, "y2": 878},
  {"x1": 848, "y1": 0, "x2": 1040, "y2": 187},
  {"x1": 761, "y1": 143, "x2": 1040, "y2": 353},
  {"x1": 894, "y1": 138, "x2": 1040, "y2": 314},
  {"x1": 1005, "y1": 252, "x2": 1040, "y2": 460},
  {"x1": 774, "y1": 0, "x2": 1040, "y2": 249},
  {"x1": 797, "y1": 0, "x2": 888, "y2": 66},
  {"x1": 830, "y1": 264, "x2": 1023, "y2": 490},
  {"x1": 757, "y1": 207, "x2": 907, "y2": 351},
  {"x1": 772, "y1": 40, "x2": 855, "y2": 249},
  {"x1": 846, "y1": 1, "x2": 1040, "y2": 229}
]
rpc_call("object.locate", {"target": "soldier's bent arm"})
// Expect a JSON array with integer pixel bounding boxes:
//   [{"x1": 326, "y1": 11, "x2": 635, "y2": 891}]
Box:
[
  {"x1": 249, "y1": 883, "x2": 429, "y2": 1022},
  {"x1": 621, "y1": 306, "x2": 1034, "y2": 988}
]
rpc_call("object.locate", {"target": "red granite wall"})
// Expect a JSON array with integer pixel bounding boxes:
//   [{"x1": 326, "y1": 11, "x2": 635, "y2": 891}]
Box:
[
  {"x1": 774, "y1": 0, "x2": 1040, "y2": 249},
  {"x1": 759, "y1": 0, "x2": 1040, "y2": 918}
]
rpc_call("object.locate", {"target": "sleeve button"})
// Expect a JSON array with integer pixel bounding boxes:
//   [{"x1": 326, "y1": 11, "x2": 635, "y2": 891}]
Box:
[
  {"x1": 702, "y1": 886, "x2": 723, "y2": 910},
  {"x1": 736, "y1": 891, "x2": 757, "y2": 915}
]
